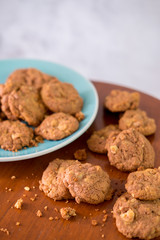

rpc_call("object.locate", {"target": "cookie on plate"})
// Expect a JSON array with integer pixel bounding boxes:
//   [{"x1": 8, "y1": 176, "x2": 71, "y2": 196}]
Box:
[
  {"x1": 41, "y1": 81, "x2": 83, "y2": 114},
  {"x1": 125, "y1": 168, "x2": 160, "y2": 200},
  {"x1": 1, "y1": 94, "x2": 17, "y2": 120},
  {"x1": 2, "y1": 68, "x2": 59, "y2": 95},
  {"x1": 8, "y1": 86, "x2": 46, "y2": 126},
  {"x1": 104, "y1": 90, "x2": 140, "y2": 112},
  {"x1": 39, "y1": 158, "x2": 79, "y2": 201},
  {"x1": 113, "y1": 193, "x2": 160, "y2": 239},
  {"x1": 87, "y1": 125, "x2": 119, "y2": 154},
  {"x1": 35, "y1": 112, "x2": 79, "y2": 140},
  {"x1": 0, "y1": 120, "x2": 34, "y2": 151},
  {"x1": 63, "y1": 162, "x2": 111, "y2": 204},
  {"x1": 119, "y1": 109, "x2": 156, "y2": 136},
  {"x1": 107, "y1": 128, "x2": 155, "y2": 172}
]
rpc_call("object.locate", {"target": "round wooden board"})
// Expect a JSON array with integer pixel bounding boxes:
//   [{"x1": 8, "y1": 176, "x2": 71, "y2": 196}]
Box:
[{"x1": 0, "y1": 81, "x2": 159, "y2": 240}]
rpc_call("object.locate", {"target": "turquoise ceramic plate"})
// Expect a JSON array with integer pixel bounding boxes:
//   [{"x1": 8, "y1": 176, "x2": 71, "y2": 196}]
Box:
[{"x1": 0, "y1": 59, "x2": 98, "y2": 162}]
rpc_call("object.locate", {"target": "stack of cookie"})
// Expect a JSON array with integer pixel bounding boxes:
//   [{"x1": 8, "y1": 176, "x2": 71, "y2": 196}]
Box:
[
  {"x1": 113, "y1": 168, "x2": 160, "y2": 239},
  {"x1": 87, "y1": 89, "x2": 156, "y2": 172},
  {"x1": 0, "y1": 68, "x2": 84, "y2": 151},
  {"x1": 39, "y1": 158, "x2": 113, "y2": 205}
]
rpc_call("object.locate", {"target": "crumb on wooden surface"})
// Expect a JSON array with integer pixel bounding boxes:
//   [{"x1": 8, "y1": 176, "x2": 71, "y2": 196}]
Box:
[
  {"x1": 95, "y1": 208, "x2": 99, "y2": 212},
  {"x1": 74, "y1": 149, "x2": 87, "y2": 161},
  {"x1": 11, "y1": 176, "x2": 16, "y2": 180},
  {"x1": 54, "y1": 208, "x2": 58, "y2": 212},
  {"x1": 49, "y1": 217, "x2": 53, "y2": 221},
  {"x1": 24, "y1": 186, "x2": 30, "y2": 191},
  {"x1": 14, "y1": 198, "x2": 23, "y2": 209},
  {"x1": 91, "y1": 220, "x2": 98, "y2": 226},
  {"x1": 102, "y1": 214, "x2": 108, "y2": 222},
  {"x1": 0, "y1": 228, "x2": 10, "y2": 235},
  {"x1": 60, "y1": 207, "x2": 76, "y2": 220},
  {"x1": 55, "y1": 216, "x2": 59, "y2": 220},
  {"x1": 16, "y1": 222, "x2": 20, "y2": 226},
  {"x1": 36, "y1": 210, "x2": 42, "y2": 217},
  {"x1": 102, "y1": 210, "x2": 107, "y2": 214},
  {"x1": 44, "y1": 206, "x2": 48, "y2": 211},
  {"x1": 101, "y1": 234, "x2": 105, "y2": 238}
]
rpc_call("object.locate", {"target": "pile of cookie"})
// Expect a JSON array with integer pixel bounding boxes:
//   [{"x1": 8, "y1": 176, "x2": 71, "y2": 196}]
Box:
[{"x1": 0, "y1": 68, "x2": 84, "y2": 151}]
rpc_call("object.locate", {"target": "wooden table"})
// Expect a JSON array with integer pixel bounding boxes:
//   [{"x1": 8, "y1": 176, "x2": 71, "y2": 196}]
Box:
[{"x1": 0, "y1": 82, "x2": 159, "y2": 240}]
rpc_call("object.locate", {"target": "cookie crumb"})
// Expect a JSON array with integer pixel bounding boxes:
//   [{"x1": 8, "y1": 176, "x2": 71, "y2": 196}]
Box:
[
  {"x1": 14, "y1": 198, "x2": 23, "y2": 209},
  {"x1": 102, "y1": 214, "x2": 108, "y2": 222},
  {"x1": 74, "y1": 149, "x2": 87, "y2": 161},
  {"x1": 8, "y1": 188, "x2": 12, "y2": 192},
  {"x1": 83, "y1": 216, "x2": 86, "y2": 219},
  {"x1": 16, "y1": 222, "x2": 20, "y2": 226},
  {"x1": 91, "y1": 220, "x2": 98, "y2": 226},
  {"x1": 0, "y1": 228, "x2": 10, "y2": 235},
  {"x1": 55, "y1": 216, "x2": 59, "y2": 220},
  {"x1": 24, "y1": 186, "x2": 30, "y2": 191},
  {"x1": 54, "y1": 208, "x2": 58, "y2": 212},
  {"x1": 34, "y1": 194, "x2": 38, "y2": 197},
  {"x1": 65, "y1": 200, "x2": 69, "y2": 204},
  {"x1": 30, "y1": 197, "x2": 35, "y2": 201},
  {"x1": 36, "y1": 210, "x2": 42, "y2": 217},
  {"x1": 101, "y1": 234, "x2": 105, "y2": 238},
  {"x1": 49, "y1": 217, "x2": 53, "y2": 221},
  {"x1": 23, "y1": 194, "x2": 26, "y2": 197},
  {"x1": 44, "y1": 206, "x2": 48, "y2": 211},
  {"x1": 60, "y1": 207, "x2": 76, "y2": 220},
  {"x1": 89, "y1": 213, "x2": 92, "y2": 216},
  {"x1": 95, "y1": 208, "x2": 100, "y2": 212},
  {"x1": 11, "y1": 176, "x2": 16, "y2": 180},
  {"x1": 103, "y1": 210, "x2": 107, "y2": 214},
  {"x1": 32, "y1": 186, "x2": 36, "y2": 189},
  {"x1": 75, "y1": 111, "x2": 85, "y2": 122}
]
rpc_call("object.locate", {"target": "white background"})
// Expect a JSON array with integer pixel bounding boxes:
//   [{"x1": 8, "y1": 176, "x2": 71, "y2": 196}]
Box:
[{"x1": 0, "y1": 0, "x2": 160, "y2": 99}]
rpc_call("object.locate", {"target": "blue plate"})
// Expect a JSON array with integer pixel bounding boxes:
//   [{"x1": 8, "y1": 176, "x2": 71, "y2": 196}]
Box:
[{"x1": 0, "y1": 59, "x2": 98, "y2": 162}]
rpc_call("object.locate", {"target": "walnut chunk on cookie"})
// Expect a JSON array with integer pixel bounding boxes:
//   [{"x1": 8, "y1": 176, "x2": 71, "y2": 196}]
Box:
[{"x1": 104, "y1": 90, "x2": 140, "y2": 112}]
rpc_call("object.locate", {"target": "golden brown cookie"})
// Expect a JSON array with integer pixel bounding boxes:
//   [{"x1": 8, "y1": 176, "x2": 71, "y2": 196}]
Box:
[
  {"x1": 119, "y1": 109, "x2": 156, "y2": 136},
  {"x1": 125, "y1": 168, "x2": 160, "y2": 200},
  {"x1": 35, "y1": 112, "x2": 79, "y2": 140},
  {"x1": 113, "y1": 193, "x2": 160, "y2": 239},
  {"x1": 107, "y1": 128, "x2": 155, "y2": 172},
  {"x1": 104, "y1": 90, "x2": 140, "y2": 112},
  {"x1": 8, "y1": 86, "x2": 46, "y2": 126},
  {"x1": 39, "y1": 159, "x2": 80, "y2": 201},
  {"x1": 87, "y1": 125, "x2": 119, "y2": 154},
  {"x1": 41, "y1": 81, "x2": 83, "y2": 114},
  {"x1": 63, "y1": 163, "x2": 111, "y2": 204},
  {"x1": 0, "y1": 120, "x2": 34, "y2": 151}
]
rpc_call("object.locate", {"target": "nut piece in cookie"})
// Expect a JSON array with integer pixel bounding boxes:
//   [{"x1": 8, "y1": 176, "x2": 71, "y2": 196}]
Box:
[
  {"x1": 63, "y1": 163, "x2": 111, "y2": 204},
  {"x1": 125, "y1": 168, "x2": 160, "y2": 200},
  {"x1": 113, "y1": 193, "x2": 160, "y2": 239},
  {"x1": 39, "y1": 158, "x2": 80, "y2": 201},
  {"x1": 0, "y1": 120, "x2": 34, "y2": 151},
  {"x1": 87, "y1": 125, "x2": 120, "y2": 154},
  {"x1": 104, "y1": 90, "x2": 140, "y2": 112},
  {"x1": 60, "y1": 207, "x2": 76, "y2": 220},
  {"x1": 35, "y1": 112, "x2": 79, "y2": 140},
  {"x1": 107, "y1": 128, "x2": 155, "y2": 172},
  {"x1": 8, "y1": 86, "x2": 46, "y2": 126},
  {"x1": 41, "y1": 81, "x2": 83, "y2": 114},
  {"x1": 119, "y1": 109, "x2": 156, "y2": 136}
]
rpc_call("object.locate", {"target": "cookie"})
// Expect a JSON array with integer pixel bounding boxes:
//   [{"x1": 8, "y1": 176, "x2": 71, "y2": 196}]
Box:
[
  {"x1": 39, "y1": 158, "x2": 79, "y2": 200},
  {"x1": 125, "y1": 168, "x2": 160, "y2": 200},
  {"x1": 8, "y1": 86, "x2": 46, "y2": 126},
  {"x1": 87, "y1": 125, "x2": 119, "y2": 154},
  {"x1": 41, "y1": 81, "x2": 83, "y2": 114},
  {"x1": 2, "y1": 68, "x2": 59, "y2": 95},
  {"x1": 113, "y1": 193, "x2": 160, "y2": 239},
  {"x1": 63, "y1": 163, "x2": 111, "y2": 204},
  {"x1": 1, "y1": 94, "x2": 17, "y2": 120},
  {"x1": 119, "y1": 109, "x2": 156, "y2": 136},
  {"x1": 35, "y1": 112, "x2": 79, "y2": 140},
  {"x1": 107, "y1": 128, "x2": 155, "y2": 172},
  {"x1": 0, "y1": 120, "x2": 34, "y2": 151},
  {"x1": 104, "y1": 90, "x2": 140, "y2": 112}
]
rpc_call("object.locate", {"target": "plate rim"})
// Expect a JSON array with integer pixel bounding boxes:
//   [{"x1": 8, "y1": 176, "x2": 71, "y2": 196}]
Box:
[{"x1": 0, "y1": 59, "x2": 99, "y2": 162}]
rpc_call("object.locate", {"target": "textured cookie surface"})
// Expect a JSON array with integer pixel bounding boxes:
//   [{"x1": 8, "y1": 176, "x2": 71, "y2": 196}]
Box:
[
  {"x1": 125, "y1": 168, "x2": 160, "y2": 200},
  {"x1": 35, "y1": 112, "x2": 79, "y2": 140},
  {"x1": 107, "y1": 128, "x2": 155, "y2": 172},
  {"x1": 1, "y1": 94, "x2": 17, "y2": 120},
  {"x1": 104, "y1": 90, "x2": 140, "y2": 112},
  {"x1": 63, "y1": 163, "x2": 111, "y2": 204},
  {"x1": 8, "y1": 86, "x2": 46, "y2": 126},
  {"x1": 0, "y1": 120, "x2": 34, "y2": 151},
  {"x1": 41, "y1": 81, "x2": 83, "y2": 114},
  {"x1": 119, "y1": 109, "x2": 156, "y2": 136},
  {"x1": 39, "y1": 158, "x2": 79, "y2": 200},
  {"x1": 113, "y1": 193, "x2": 160, "y2": 239},
  {"x1": 87, "y1": 125, "x2": 119, "y2": 154}
]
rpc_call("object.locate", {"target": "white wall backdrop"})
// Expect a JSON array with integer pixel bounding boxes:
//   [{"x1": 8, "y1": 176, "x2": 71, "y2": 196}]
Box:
[{"x1": 0, "y1": 0, "x2": 160, "y2": 98}]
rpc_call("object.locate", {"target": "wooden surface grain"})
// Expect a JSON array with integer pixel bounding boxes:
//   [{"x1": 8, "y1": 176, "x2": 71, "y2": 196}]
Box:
[{"x1": 0, "y1": 81, "x2": 159, "y2": 240}]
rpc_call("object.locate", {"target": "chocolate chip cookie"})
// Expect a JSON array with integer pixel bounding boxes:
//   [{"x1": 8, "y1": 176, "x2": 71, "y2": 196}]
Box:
[
  {"x1": 87, "y1": 125, "x2": 119, "y2": 154},
  {"x1": 104, "y1": 90, "x2": 140, "y2": 112},
  {"x1": 39, "y1": 158, "x2": 80, "y2": 201},
  {"x1": 41, "y1": 81, "x2": 83, "y2": 114},
  {"x1": 107, "y1": 128, "x2": 155, "y2": 172},
  {"x1": 63, "y1": 163, "x2": 111, "y2": 204},
  {"x1": 119, "y1": 109, "x2": 156, "y2": 136},
  {"x1": 8, "y1": 86, "x2": 46, "y2": 126},
  {"x1": 113, "y1": 193, "x2": 160, "y2": 239},
  {"x1": 0, "y1": 120, "x2": 34, "y2": 151},
  {"x1": 125, "y1": 168, "x2": 160, "y2": 200},
  {"x1": 35, "y1": 112, "x2": 79, "y2": 140}
]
